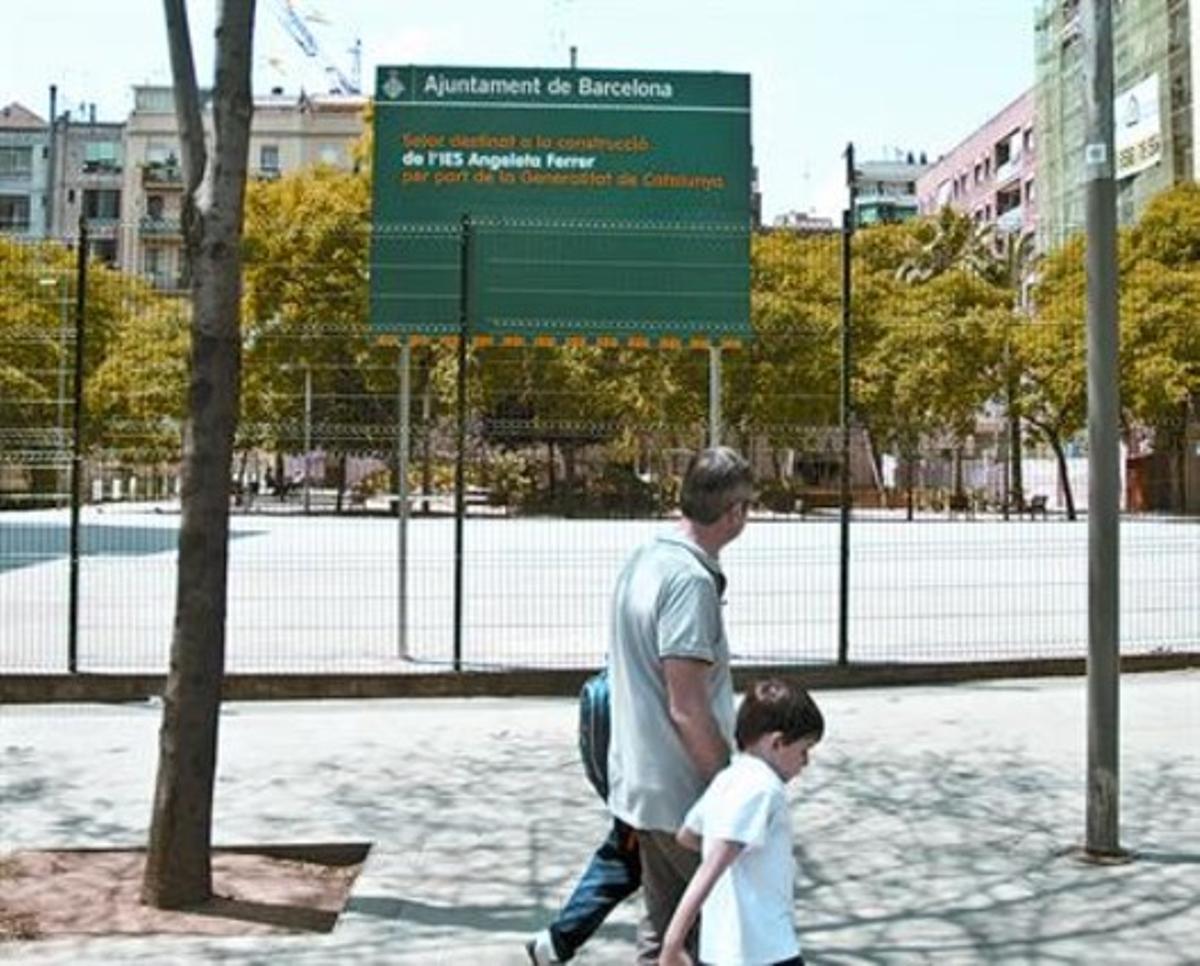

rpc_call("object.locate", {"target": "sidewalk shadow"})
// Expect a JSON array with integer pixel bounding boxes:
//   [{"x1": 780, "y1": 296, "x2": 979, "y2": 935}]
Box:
[{"x1": 792, "y1": 748, "x2": 1200, "y2": 963}]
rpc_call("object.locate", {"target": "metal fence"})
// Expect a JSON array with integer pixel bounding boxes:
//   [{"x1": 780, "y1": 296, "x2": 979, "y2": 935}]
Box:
[{"x1": 2, "y1": 218, "x2": 1198, "y2": 674}]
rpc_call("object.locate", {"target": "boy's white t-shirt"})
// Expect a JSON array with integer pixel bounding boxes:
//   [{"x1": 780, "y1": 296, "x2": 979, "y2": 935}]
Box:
[{"x1": 683, "y1": 753, "x2": 800, "y2": 966}]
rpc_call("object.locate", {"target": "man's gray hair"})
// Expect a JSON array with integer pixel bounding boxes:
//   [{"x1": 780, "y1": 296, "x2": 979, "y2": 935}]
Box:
[{"x1": 679, "y1": 447, "x2": 753, "y2": 525}]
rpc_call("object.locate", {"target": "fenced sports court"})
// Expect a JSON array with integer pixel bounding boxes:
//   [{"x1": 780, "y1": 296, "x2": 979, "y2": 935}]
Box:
[{"x1": 4, "y1": 214, "x2": 1199, "y2": 678}]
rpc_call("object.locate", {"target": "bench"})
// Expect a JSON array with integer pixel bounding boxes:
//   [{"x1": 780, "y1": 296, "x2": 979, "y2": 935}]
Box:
[
  {"x1": 1026, "y1": 493, "x2": 1048, "y2": 519},
  {"x1": 947, "y1": 492, "x2": 974, "y2": 520}
]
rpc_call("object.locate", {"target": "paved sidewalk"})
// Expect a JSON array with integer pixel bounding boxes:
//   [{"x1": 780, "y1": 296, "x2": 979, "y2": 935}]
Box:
[{"x1": 2, "y1": 671, "x2": 1197, "y2": 964}]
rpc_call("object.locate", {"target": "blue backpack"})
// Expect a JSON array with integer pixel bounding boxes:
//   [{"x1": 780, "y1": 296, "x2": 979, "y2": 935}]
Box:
[{"x1": 578, "y1": 669, "x2": 611, "y2": 800}]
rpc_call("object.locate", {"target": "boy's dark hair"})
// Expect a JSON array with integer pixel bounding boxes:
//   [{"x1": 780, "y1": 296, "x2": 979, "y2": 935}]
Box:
[
  {"x1": 679, "y1": 446, "x2": 753, "y2": 525},
  {"x1": 735, "y1": 677, "x2": 824, "y2": 751}
]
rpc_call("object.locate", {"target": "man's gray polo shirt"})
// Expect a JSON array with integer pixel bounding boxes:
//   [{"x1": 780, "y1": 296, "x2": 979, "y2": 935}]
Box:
[{"x1": 607, "y1": 531, "x2": 735, "y2": 833}]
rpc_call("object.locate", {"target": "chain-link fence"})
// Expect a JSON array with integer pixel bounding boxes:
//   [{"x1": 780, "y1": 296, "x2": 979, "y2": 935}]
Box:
[{"x1": 2, "y1": 216, "x2": 1198, "y2": 674}]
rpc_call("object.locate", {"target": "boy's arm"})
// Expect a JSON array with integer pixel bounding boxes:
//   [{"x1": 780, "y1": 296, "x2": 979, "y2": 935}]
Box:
[{"x1": 660, "y1": 838, "x2": 743, "y2": 966}]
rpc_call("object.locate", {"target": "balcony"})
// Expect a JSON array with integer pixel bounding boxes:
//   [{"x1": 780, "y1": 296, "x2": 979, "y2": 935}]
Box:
[
  {"x1": 994, "y1": 158, "x2": 1022, "y2": 186},
  {"x1": 996, "y1": 207, "x2": 1024, "y2": 233},
  {"x1": 141, "y1": 162, "x2": 183, "y2": 188},
  {"x1": 139, "y1": 216, "x2": 182, "y2": 238},
  {"x1": 82, "y1": 160, "x2": 123, "y2": 175}
]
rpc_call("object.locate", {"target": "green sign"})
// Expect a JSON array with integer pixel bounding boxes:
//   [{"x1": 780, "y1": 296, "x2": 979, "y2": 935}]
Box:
[{"x1": 370, "y1": 65, "x2": 751, "y2": 343}]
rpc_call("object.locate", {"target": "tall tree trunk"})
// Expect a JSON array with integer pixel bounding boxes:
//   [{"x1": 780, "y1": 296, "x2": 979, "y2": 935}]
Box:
[
  {"x1": 1008, "y1": 409, "x2": 1024, "y2": 505},
  {"x1": 335, "y1": 450, "x2": 348, "y2": 513},
  {"x1": 1048, "y1": 435, "x2": 1076, "y2": 521},
  {"x1": 143, "y1": 0, "x2": 256, "y2": 910}
]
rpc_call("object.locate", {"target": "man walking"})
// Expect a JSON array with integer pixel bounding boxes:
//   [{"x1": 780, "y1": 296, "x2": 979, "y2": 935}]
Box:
[{"x1": 608, "y1": 446, "x2": 753, "y2": 962}]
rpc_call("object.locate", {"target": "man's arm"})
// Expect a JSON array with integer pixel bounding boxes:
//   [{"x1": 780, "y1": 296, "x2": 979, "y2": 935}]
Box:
[
  {"x1": 663, "y1": 657, "x2": 729, "y2": 783},
  {"x1": 659, "y1": 838, "x2": 743, "y2": 966}
]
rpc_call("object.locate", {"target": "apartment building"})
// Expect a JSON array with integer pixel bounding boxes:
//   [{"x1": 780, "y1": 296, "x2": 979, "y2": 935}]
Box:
[
  {"x1": 1035, "y1": 0, "x2": 1195, "y2": 245},
  {"x1": 0, "y1": 102, "x2": 50, "y2": 238},
  {"x1": 916, "y1": 89, "x2": 1037, "y2": 238},
  {"x1": 121, "y1": 85, "x2": 367, "y2": 289},
  {"x1": 852, "y1": 153, "x2": 929, "y2": 227},
  {"x1": 772, "y1": 210, "x2": 836, "y2": 232},
  {"x1": 47, "y1": 109, "x2": 125, "y2": 263}
]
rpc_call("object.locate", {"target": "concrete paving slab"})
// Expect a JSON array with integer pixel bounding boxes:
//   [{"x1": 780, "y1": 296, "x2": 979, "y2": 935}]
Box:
[{"x1": 1, "y1": 671, "x2": 1197, "y2": 963}]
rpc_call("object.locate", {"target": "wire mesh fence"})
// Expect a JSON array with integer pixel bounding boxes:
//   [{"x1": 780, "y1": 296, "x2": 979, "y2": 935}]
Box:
[{"x1": 1, "y1": 215, "x2": 1198, "y2": 674}]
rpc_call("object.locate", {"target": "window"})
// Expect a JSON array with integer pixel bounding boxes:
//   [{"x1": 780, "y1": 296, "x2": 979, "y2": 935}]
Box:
[
  {"x1": 259, "y1": 144, "x2": 280, "y2": 172},
  {"x1": 146, "y1": 194, "x2": 165, "y2": 219},
  {"x1": 974, "y1": 163, "x2": 983, "y2": 184},
  {"x1": 0, "y1": 146, "x2": 33, "y2": 178},
  {"x1": 319, "y1": 143, "x2": 340, "y2": 165},
  {"x1": 83, "y1": 141, "x2": 122, "y2": 172},
  {"x1": 83, "y1": 188, "x2": 120, "y2": 220},
  {"x1": 146, "y1": 144, "x2": 178, "y2": 167},
  {"x1": 0, "y1": 194, "x2": 31, "y2": 229}
]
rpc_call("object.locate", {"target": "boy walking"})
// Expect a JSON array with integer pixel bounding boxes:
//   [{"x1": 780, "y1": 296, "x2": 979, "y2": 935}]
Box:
[{"x1": 661, "y1": 678, "x2": 825, "y2": 966}]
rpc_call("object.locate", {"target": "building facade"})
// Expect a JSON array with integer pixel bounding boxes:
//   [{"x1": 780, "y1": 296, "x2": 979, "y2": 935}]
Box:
[
  {"x1": 120, "y1": 86, "x2": 366, "y2": 289},
  {"x1": 772, "y1": 210, "x2": 836, "y2": 232},
  {"x1": 0, "y1": 102, "x2": 50, "y2": 238},
  {"x1": 48, "y1": 110, "x2": 125, "y2": 263},
  {"x1": 1035, "y1": 0, "x2": 1195, "y2": 246},
  {"x1": 852, "y1": 153, "x2": 929, "y2": 227},
  {"x1": 916, "y1": 89, "x2": 1037, "y2": 238}
]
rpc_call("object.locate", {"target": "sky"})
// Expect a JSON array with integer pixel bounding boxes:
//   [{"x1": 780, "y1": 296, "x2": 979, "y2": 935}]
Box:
[{"x1": 1, "y1": 0, "x2": 1038, "y2": 221}]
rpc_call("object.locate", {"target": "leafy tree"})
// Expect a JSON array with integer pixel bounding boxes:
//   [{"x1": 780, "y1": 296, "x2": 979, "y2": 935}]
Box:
[
  {"x1": 856, "y1": 213, "x2": 1010, "y2": 512},
  {"x1": 896, "y1": 205, "x2": 998, "y2": 283},
  {"x1": 725, "y1": 230, "x2": 841, "y2": 487},
  {"x1": 1021, "y1": 235, "x2": 1086, "y2": 518},
  {"x1": 241, "y1": 164, "x2": 386, "y2": 508},
  {"x1": 1121, "y1": 184, "x2": 1200, "y2": 507}
]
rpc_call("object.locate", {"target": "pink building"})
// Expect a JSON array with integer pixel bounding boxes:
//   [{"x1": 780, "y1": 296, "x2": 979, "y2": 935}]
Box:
[{"x1": 916, "y1": 89, "x2": 1036, "y2": 238}]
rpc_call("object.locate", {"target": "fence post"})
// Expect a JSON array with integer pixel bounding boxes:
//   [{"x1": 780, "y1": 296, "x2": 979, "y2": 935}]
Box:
[
  {"x1": 397, "y1": 338, "x2": 411, "y2": 660},
  {"x1": 453, "y1": 215, "x2": 472, "y2": 672},
  {"x1": 708, "y1": 344, "x2": 722, "y2": 447},
  {"x1": 67, "y1": 216, "x2": 89, "y2": 673},
  {"x1": 302, "y1": 365, "x2": 312, "y2": 514},
  {"x1": 838, "y1": 145, "x2": 856, "y2": 666}
]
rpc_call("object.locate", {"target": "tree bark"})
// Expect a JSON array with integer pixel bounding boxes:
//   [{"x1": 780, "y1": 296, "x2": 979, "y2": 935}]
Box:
[{"x1": 142, "y1": 0, "x2": 256, "y2": 910}]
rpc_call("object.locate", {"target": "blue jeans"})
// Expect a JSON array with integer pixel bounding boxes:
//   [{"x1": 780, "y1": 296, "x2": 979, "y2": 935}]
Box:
[{"x1": 548, "y1": 818, "x2": 641, "y2": 961}]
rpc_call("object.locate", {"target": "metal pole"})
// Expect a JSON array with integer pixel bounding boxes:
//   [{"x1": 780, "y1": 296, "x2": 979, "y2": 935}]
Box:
[
  {"x1": 1003, "y1": 335, "x2": 1012, "y2": 521},
  {"x1": 303, "y1": 365, "x2": 312, "y2": 514},
  {"x1": 1082, "y1": 0, "x2": 1123, "y2": 859},
  {"x1": 708, "y1": 344, "x2": 722, "y2": 447},
  {"x1": 397, "y1": 339, "x2": 411, "y2": 659},
  {"x1": 56, "y1": 280, "x2": 68, "y2": 505},
  {"x1": 67, "y1": 217, "x2": 89, "y2": 674},
  {"x1": 453, "y1": 215, "x2": 472, "y2": 672},
  {"x1": 837, "y1": 144, "x2": 856, "y2": 666}
]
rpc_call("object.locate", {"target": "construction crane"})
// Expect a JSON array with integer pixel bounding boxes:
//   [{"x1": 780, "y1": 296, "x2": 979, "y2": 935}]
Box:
[{"x1": 271, "y1": 0, "x2": 361, "y2": 95}]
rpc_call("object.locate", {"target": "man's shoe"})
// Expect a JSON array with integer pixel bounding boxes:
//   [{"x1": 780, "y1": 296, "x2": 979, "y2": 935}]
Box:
[{"x1": 525, "y1": 929, "x2": 559, "y2": 964}]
